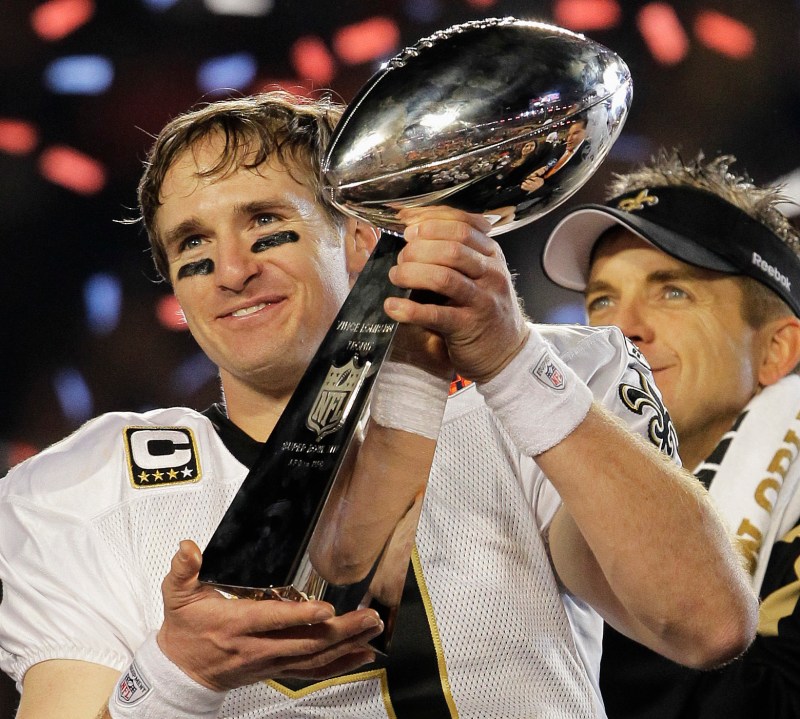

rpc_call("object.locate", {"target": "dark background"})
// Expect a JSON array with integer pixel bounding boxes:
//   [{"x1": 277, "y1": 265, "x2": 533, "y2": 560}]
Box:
[{"x1": 2, "y1": 0, "x2": 800, "y2": 713}]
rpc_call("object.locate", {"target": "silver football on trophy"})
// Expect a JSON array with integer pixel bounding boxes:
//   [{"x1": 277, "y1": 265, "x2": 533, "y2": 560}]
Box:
[{"x1": 323, "y1": 17, "x2": 632, "y2": 235}]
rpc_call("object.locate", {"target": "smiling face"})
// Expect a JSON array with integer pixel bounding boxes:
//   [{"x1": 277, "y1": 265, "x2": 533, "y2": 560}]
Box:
[
  {"x1": 565, "y1": 122, "x2": 586, "y2": 153},
  {"x1": 155, "y1": 133, "x2": 366, "y2": 408},
  {"x1": 585, "y1": 228, "x2": 770, "y2": 469}
]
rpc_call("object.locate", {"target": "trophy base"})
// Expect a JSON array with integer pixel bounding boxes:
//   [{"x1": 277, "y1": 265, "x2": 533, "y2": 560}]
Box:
[
  {"x1": 209, "y1": 582, "x2": 312, "y2": 602},
  {"x1": 206, "y1": 566, "x2": 331, "y2": 603},
  {"x1": 205, "y1": 574, "x2": 395, "y2": 658}
]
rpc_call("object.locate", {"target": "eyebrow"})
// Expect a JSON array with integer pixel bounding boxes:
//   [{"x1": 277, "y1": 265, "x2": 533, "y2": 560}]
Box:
[
  {"x1": 162, "y1": 219, "x2": 204, "y2": 253},
  {"x1": 161, "y1": 199, "x2": 294, "y2": 253},
  {"x1": 584, "y1": 278, "x2": 615, "y2": 296}
]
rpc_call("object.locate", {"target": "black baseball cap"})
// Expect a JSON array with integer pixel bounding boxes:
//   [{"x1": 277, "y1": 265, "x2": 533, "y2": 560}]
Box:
[{"x1": 542, "y1": 185, "x2": 800, "y2": 317}]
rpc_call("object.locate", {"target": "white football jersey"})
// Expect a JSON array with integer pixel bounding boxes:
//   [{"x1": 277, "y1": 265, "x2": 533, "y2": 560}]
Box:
[{"x1": 0, "y1": 323, "x2": 676, "y2": 718}]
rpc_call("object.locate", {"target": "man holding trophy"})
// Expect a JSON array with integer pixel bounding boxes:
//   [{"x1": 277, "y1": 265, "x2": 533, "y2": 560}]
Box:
[{"x1": 0, "y1": 20, "x2": 758, "y2": 719}]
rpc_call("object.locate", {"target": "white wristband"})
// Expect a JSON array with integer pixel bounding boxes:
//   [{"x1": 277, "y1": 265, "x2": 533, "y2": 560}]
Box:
[
  {"x1": 370, "y1": 361, "x2": 450, "y2": 440},
  {"x1": 477, "y1": 328, "x2": 593, "y2": 456},
  {"x1": 109, "y1": 632, "x2": 226, "y2": 718}
]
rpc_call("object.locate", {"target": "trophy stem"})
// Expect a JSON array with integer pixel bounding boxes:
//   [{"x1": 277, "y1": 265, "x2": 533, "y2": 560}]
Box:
[{"x1": 199, "y1": 231, "x2": 410, "y2": 600}]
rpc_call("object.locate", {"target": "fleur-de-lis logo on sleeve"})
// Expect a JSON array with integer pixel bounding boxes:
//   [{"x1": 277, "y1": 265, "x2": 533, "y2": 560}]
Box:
[{"x1": 619, "y1": 368, "x2": 678, "y2": 458}]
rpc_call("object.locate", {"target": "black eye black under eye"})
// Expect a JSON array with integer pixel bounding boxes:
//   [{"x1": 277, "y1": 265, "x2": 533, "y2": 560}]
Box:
[
  {"x1": 177, "y1": 258, "x2": 214, "y2": 279},
  {"x1": 251, "y1": 230, "x2": 300, "y2": 253},
  {"x1": 174, "y1": 230, "x2": 299, "y2": 279}
]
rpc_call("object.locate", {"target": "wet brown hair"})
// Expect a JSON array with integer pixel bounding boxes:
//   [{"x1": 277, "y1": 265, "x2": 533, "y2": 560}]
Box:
[{"x1": 137, "y1": 91, "x2": 345, "y2": 280}]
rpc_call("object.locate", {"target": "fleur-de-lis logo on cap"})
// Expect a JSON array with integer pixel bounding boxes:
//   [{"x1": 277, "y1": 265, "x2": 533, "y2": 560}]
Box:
[{"x1": 617, "y1": 189, "x2": 659, "y2": 212}]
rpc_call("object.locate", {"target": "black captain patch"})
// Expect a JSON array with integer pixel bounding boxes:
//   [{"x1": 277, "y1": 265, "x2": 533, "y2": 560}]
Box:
[{"x1": 123, "y1": 426, "x2": 201, "y2": 488}]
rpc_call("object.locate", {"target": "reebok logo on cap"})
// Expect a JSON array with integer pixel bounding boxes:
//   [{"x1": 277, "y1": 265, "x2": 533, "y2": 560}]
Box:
[
  {"x1": 543, "y1": 185, "x2": 800, "y2": 317},
  {"x1": 752, "y1": 252, "x2": 791, "y2": 291}
]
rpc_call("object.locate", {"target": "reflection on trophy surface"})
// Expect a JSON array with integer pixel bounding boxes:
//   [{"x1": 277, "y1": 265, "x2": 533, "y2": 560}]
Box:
[
  {"x1": 323, "y1": 16, "x2": 631, "y2": 236},
  {"x1": 200, "y1": 16, "x2": 632, "y2": 657}
]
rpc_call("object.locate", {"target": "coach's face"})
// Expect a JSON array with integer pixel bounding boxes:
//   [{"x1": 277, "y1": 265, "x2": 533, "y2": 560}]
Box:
[{"x1": 584, "y1": 228, "x2": 770, "y2": 469}]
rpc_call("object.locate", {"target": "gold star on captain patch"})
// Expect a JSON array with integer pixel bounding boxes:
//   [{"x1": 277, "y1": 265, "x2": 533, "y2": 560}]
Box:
[
  {"x1": 153, "y1": 470, "x2": 164, "y2": 481},
  {"x1": 138, "y1": 471, "x2": 149, "y2": 482},
  {"x1": 167, "y1": 469, "x2": 178, "y2": 480}
]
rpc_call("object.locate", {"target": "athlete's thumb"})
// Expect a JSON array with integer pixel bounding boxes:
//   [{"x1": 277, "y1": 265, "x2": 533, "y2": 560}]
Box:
[{"x1": 163, "y1": 539, "x2": 204, "y2": 604}]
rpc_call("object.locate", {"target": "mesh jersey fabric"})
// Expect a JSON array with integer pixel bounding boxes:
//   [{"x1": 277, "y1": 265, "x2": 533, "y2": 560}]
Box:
[{"x1": 0, "y1": 323, "x2": 676, "y2": 718}]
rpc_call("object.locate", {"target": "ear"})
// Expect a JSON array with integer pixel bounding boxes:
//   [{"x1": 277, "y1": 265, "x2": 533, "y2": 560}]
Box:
[
  {"x1": 343, "y1": 218, "x2": 380, "y2": 283},
  {"x1": 758, "y1": 315, "x2": 800, "y2": 387}
]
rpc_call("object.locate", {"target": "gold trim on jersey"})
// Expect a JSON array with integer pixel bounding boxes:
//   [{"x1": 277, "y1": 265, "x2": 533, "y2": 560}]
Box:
[
  {"x1": 267, "y1": 668, "x2": 394, "y2": 711},
  {"x1": 265, "y1": 546, "x2": 458, "y2": 717},
  {"x1": 410, "y1": 545, "x2": 459, "y2": 717}
]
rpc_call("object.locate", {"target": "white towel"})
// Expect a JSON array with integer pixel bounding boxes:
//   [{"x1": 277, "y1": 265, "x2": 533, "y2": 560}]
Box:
[{"x1": 695, "y1": 374, "x2": 800, "y2": 593}]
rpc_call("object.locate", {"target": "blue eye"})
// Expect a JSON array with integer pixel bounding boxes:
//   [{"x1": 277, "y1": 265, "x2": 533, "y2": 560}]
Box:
[
  {"x1": 179, "y1": 235, "x2": 204, "y2": 252},
  {"x1": 664, "y1": 286, "x2": 688, "y2": 300},
  {"x1": 586, "y1": 296, "x2": 611, "y2": 313}
]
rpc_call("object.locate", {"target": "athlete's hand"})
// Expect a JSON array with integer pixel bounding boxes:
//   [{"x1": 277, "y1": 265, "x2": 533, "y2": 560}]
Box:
[
  {"x1": 389, "y1": 321, "x2": 452, "y2": 379},
  {"x1": 384, "y1": 206, "x2": 528, "y2": 383},
  {"x1": 157, "y1": 540, "x2": 384, "y2": 690}
]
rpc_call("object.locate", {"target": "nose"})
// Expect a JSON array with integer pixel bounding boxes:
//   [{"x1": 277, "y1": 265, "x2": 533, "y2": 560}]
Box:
[
  {"x1": 214, "y1": 237, "x2": 261, "y2": 292},
  {"x1": 608, "y1": 300, "x2": 655, "y2": 345}
]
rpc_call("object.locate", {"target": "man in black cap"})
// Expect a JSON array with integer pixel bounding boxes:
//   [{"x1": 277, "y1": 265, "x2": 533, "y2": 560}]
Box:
[{"x1": 542, "y1": 150, "x2": 800, "y2": 717}]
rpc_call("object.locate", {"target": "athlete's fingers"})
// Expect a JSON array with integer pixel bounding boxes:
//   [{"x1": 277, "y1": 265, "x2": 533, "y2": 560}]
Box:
[
  {"x1": 388, "y1": 261, "x2": 481, "y2": 310},
  {"x1": 384, "y1": 295, "x2": 467, "y2": 336},
  {"x1": 268, "y1": 626, "x2": 383, "y2": 680},
  {"x1": 396, "y1": 237, "x2": 493, "y2": 282},
  {"x1": 390, "y1": 242, "x2": 512, "y2": 310},
  {"x1": 398, "y1": 205, "x2": 493, "y2": 235},
  {"x1": 162, "y1": 541, "x2": 342, "y2": 635},
  {"x1": 403, "y1": 219, "x2": 495, "y2": 256},
  {"x1": 400, "y1": 208, "x2": 495, "y2": 254},
  {"x1": 247, "y1": 605, "x2": 382, "y2": 639}
]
